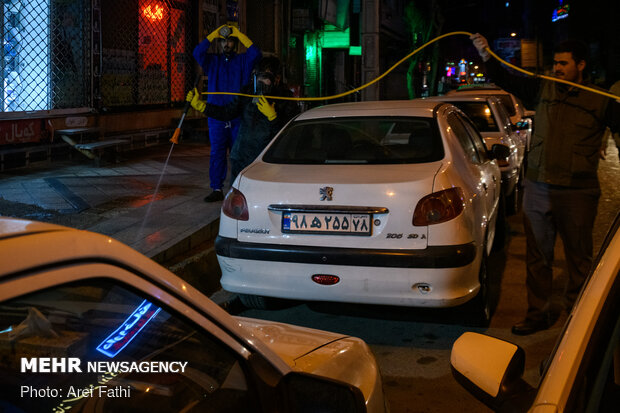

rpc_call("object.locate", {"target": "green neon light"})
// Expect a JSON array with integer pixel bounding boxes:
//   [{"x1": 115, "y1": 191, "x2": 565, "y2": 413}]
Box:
[
  {"x1": 321, "y1": 25, "x2": 350, "y2": 49},
  {"x1": 305, "y1": 45, "x2": 316, "y2": 61},
  {"x1": 349, "y1": 46, "x2": 362, "y2": 56}
]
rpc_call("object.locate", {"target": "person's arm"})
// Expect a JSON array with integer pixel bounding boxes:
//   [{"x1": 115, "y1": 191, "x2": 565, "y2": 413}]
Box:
[
  {"x1": 192, "y1": 24, "x2": 228, "y2": 67},
  {"x1": 470, "y1": 33, "x2": 541, "y2": 105},
  {"x1": 230, "y1": 26, "x2": 253, "y2": 48},
  {"x1": 186, "y1": 88, "x2": 244, "y2": 121},
  {"x1": 233, "y1": 26, "x2": 262, "y2": 77}
]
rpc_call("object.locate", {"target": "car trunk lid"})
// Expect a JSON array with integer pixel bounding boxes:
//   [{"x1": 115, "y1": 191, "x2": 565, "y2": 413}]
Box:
[{"x1": 235, "y1": 161, "x2": 441, "y2": 249}]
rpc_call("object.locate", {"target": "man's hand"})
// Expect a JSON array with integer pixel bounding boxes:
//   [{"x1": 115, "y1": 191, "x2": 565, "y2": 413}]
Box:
[
  {"x1": 186, "y1": 88, "x2": 206, "y2": 113},
  {"x1": 470, "y1": 33, "x2": 491, "y2": 62},
  {"x1": 257, "y1": 96, "x2": 276, "y2": 121},
  {"x1": 207, "y1": 24, "x2": 228, "y2": 42},
  {"x1": 230, "y1": 25, "x2": 253, "y2": 48}
]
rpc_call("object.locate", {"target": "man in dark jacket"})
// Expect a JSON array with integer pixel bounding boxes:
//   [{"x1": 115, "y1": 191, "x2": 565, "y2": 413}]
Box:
[
  {"x1": 471, "y1": 34, "x2": 620, "y2": 335},
  {"x1": 186, "y1": 56, "x2": 299, "y2": 181},
  {"x1": 193, "y1": 25, "x2": 261, "y2": 202}
]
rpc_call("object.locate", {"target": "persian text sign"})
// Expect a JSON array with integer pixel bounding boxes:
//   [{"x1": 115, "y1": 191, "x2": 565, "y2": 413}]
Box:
[
  {"x1": 0, "y1": 119, "x2": 41, "y2": 144},
  {"x1": 96, "y1": 300, "x2": 160, "y2": 358}
]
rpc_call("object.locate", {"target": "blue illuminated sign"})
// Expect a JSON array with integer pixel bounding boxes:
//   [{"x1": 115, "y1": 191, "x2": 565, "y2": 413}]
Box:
[
  {"x1": 552, "y1": 4, "x2": 569, "y2": 22},
  {"x1": 96, "y1": 300, "x2": 161, "y2": 358}
]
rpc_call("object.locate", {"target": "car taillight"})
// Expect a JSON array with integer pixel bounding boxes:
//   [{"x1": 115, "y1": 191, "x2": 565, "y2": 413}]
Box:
[
  {"x1": 413, "y1": 187, "x2": 464, "y2": 226},
  {"x1": 222, "y1": 188, "x2": 249, "y2": 221},
  {"x1": 312, "y1": 274, "x2": 340, "y2": 285}
]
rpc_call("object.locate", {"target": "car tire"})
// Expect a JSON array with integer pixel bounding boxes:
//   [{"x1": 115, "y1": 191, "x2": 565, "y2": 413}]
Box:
[
  {"x1": 239, "y1": 294, "x2": 287, "y2": 310},
  {"x1": 463, "y1": 251, "x2": 491, "y2": 327}
]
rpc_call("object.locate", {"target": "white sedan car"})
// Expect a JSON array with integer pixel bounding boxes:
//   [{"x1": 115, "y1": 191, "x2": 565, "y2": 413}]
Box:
[
  {"x1": 425, "y1": 95, "x2": 526, "y2": 215},
  {"x1": 450, "y1": 212, "x2": 620, "y2": 412},
  {"x1": 0, "y1": 217, "x2": 385, "y2": 412},
  {"x1": 446, "y1": 84, "x2": 533, "y2": 149},
  {"x1": 216, "y1": 100, "x2": 509, "y2": 325}
]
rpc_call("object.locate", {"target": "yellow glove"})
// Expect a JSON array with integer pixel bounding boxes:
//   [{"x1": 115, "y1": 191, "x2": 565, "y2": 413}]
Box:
[
  {"x1": 257, "y1": 96, "x2": 276, "y2": 121},
  {"x1": 230, "y1": 25, "x2": 253, "y2": 48},
  {"x1": 207, "y1": 24, "x2": 228, "y2": 42},
  {"x1": 186, "y1": 88, "x2": 206, "y2": 112}
]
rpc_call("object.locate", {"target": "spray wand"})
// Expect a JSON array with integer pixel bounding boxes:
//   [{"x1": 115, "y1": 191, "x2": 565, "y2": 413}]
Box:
[{"x1": 170, "y1": 74, "x2": 202, "y2": 144}]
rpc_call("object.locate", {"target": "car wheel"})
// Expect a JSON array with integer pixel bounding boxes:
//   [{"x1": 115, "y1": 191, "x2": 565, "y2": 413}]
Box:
[
  {"x1": 239, "y1": 294, "x2": 288, "y2": 310},
  {"x1": 463, "y1": 251, "x2": 491, "y2": 327}
]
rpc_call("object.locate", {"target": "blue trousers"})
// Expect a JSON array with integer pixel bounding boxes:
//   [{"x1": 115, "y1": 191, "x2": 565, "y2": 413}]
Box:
[
  {"x1": 522, "y1": 178, "x2": 600, "y2": 320},
  {"x1": 207, "y1": 118, "x2": 240, "y2": 190}
]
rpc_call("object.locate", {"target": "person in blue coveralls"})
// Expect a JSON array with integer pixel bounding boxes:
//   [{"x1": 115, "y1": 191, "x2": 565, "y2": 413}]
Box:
[{"x1": 193, "y1": 24, "x2": 261, "y2": 202}]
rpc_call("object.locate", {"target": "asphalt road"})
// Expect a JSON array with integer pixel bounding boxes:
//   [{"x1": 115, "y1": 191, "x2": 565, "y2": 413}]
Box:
[{"x1": 238, "y1": 139, "x2": 620, "y2": 413}]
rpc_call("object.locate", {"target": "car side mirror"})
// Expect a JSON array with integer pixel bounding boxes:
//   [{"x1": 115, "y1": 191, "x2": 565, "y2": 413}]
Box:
[
  {"x1": 490, "y1": 143, "x2": 511, "y2": 160},
  {"x1": 451, "y1": 332, "x2": 535, "y2": 410},
  {"x1": 277, "y1": 372, "x2": 367, "y2": 412},
  {"x1": 515, "y1": 120, "x2": 530, "y2": 130}
]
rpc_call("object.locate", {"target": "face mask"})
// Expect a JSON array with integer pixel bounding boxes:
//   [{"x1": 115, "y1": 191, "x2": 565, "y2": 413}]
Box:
[{"x1": 253, "y1": 72, "x2": 275, "y2": 95}]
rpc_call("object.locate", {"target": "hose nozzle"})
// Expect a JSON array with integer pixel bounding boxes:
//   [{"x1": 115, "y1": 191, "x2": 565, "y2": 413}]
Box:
[
  {"x1": 170, "y1": 128, "x2": 181, "y2": 144},
  {"x1": 219, "y1": 26, "x2": 232, "y2": 39}
]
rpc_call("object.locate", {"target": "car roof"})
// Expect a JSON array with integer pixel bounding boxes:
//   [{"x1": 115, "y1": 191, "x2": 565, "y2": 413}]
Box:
[
  {"x1": 295, "y1": 100, "x2": 444, "y2": 121},
  {"x1": 446, "y1": 84, "x2": 504, "y2": 93},
  {"x1": 424, "y1": 95, "x2": 496, "y2": 104}
]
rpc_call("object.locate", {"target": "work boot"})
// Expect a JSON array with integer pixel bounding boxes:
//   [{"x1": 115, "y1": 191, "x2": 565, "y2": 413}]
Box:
[{"x1": 204, "y1": 189, "x2": 224, "y2": 202}]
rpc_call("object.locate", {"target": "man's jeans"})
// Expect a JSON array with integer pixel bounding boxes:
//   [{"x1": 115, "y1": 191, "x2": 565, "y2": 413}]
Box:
[{"x1": 522, "y1": 179, "x2": 600, "y2": 320}]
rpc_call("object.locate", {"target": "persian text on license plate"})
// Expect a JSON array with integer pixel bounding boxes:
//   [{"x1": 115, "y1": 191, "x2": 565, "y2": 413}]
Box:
[{"x1": 282, "y1": 212, "x2": 371, "y2": 235}]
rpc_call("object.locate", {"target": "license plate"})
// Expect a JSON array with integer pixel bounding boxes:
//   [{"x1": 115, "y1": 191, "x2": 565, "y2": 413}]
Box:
[{"x1": 282, "y1": 212, "x2": 371, "y2": 235}]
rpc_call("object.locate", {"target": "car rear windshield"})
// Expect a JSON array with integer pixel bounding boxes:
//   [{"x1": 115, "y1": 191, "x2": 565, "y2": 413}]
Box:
[
  {"x1": 263, "y1": 117, "x2": 444, "y2": 164},
  {"x1": 447, "y1": 102, "x2": 500, "y2": 132}
]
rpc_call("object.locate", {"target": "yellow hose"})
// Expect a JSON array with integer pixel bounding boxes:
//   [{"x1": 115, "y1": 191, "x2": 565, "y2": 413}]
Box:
[{"x1": 201, "y1": 31, "x2": 620, "y2": 102}]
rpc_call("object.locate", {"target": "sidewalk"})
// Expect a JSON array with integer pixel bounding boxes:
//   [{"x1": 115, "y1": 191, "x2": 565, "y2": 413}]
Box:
[{"x1": 0, "y1": 141, "x2": 222, "y2": 264}]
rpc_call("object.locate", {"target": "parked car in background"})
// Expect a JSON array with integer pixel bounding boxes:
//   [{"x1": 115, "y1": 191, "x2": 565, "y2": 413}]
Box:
[
  {"x1": 447, "y1": 84, "x2": 533, "y2": 150},
  {"x1": 0, "y1": 217, "x2": 386, "y2": 413},
  {"x1": 425, "y1": 95, "x2": 526, "y2": 215},
  {"x1": 450, "y1": 212, "x2": 620, "y2": 412},
  {"x1": 216, "y1": 100, "x2": 510, "y2": 325}
]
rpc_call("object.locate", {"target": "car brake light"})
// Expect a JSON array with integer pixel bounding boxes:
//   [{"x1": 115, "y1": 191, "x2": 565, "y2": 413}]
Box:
[
  {"x1": 222, "y1": 188, "x2": 249, "y2": 221},
  {"x1": 413, "y1": 187, "x2": 464, "y2": 226},
  {"x1": 311, "y1": 274, "x2": 340, "y2": 285}
]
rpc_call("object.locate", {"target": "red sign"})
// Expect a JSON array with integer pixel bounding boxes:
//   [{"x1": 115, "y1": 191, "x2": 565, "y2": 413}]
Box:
[{"x1": 0, "y1": 119, "x2": 42, "y2": 145}]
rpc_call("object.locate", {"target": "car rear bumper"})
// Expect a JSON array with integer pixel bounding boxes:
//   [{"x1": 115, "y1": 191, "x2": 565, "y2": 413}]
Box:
[
  {"x1": 217, "y1": 256, "x2": 481, "y2": 307},
  {"x1": 215, "y1": 236, "x2": 476, "y2": 269}
]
